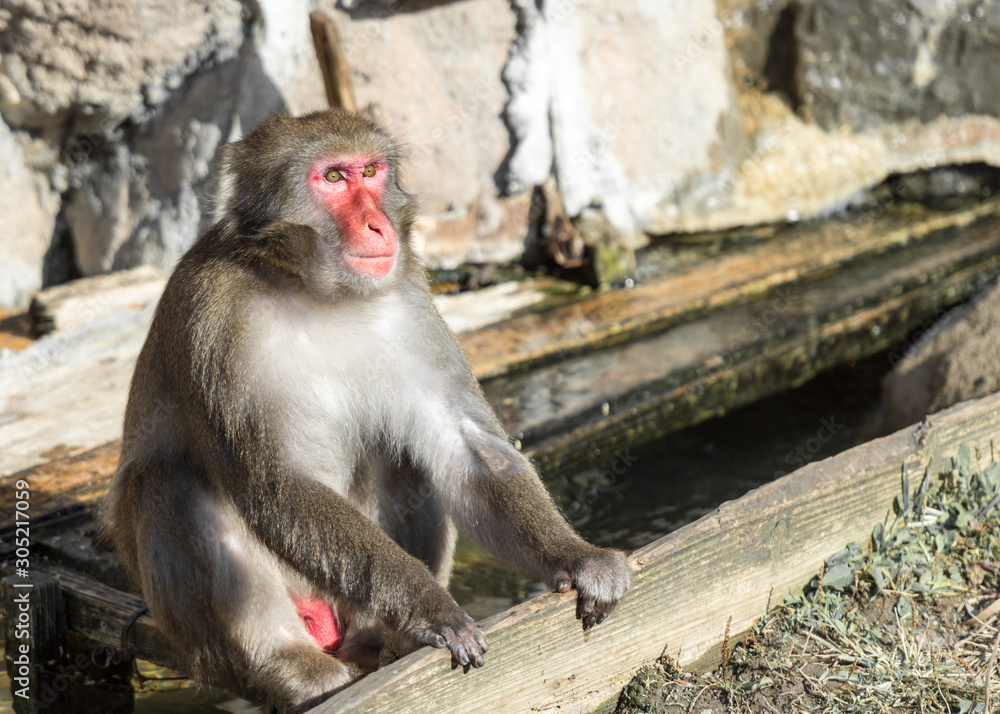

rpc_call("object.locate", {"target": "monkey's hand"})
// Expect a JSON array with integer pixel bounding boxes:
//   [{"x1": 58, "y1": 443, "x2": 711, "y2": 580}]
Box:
[
  {"x1": 407, "y1": 597, "x2": 488, "y2": 669},
  {"x1": 552, "y1": 548, "x2": 631, "y2": 628}
]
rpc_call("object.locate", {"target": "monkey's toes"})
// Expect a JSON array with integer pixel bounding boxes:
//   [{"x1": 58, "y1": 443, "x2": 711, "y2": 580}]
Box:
[
  {"x1": 413, "y1": 618, "x2": 487, "y2": 668},
  {"x1": 439, "y1": 622, "x2": 486, "y2": 668}
]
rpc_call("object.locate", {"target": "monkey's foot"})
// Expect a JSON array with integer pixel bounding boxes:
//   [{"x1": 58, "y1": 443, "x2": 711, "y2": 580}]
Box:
[
  {"x1": 409, "y1": 610, "x2": 488, "y2": 669},
  {"x1": 553, "y1": 549, "x2": 631, "y2": 628}
]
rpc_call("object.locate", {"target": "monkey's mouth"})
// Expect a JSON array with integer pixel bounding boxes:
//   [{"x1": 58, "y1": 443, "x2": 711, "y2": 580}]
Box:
[{"x1": 344, "y1": 252, "x2": 396, "y2": 279}]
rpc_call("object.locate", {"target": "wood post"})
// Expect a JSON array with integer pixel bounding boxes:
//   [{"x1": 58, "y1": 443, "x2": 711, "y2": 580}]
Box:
[
  {"x1": 2, "y1": 572, "x2": 69, "y2": 714},
  {"x1": 310, "y1": 12, "x2": 357, "y2": 112}
]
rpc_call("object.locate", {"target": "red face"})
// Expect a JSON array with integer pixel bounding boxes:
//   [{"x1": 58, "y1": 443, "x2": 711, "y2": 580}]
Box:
[{"x1": 308, "y1": 155, "x2": 398, "y2": 280}]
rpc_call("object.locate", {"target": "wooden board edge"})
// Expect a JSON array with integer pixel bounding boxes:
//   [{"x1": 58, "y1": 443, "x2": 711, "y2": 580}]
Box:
[{"x1": 313, "y1": 391, "x2": 1000, "y2": 713}]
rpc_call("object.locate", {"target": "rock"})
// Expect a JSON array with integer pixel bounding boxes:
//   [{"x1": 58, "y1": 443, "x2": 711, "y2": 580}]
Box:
[
  {"x1": 62, "y1": 53, "x2": 248, "y2": 275},
  {"x1": 0, "y1": 0, "x2": 255, "y2": 278},
  {"x1": 883, "y1": 279, "x2": 1000, "y2": 431},
  {"x1": 0, "y1": 116, "x2": 59, "y2": 309},
  {"x1": 0, "y1": 0, "x2": 251, "y2": 287},
  {"x1": 0, "y1": 0, "x2": 246, "y2": 131},
  {"x1": 29, "y1": 266, "x2": 166, "y2": 336},
  {"x1": 641, "y1": 0, "x2": 1000, "y2": 236},
  {"x1": 504, "y1": 0, "x2": 746, "y2": 242},
  {"x1": 5, "y1": 0, "x2": 1000, "y2": 296},
  {"x1": 793, "y1": 0, "x2": 1000, "y2": 131},
  {"x1": 240, "y1": 0, "x2": 323, "y2": 128}
]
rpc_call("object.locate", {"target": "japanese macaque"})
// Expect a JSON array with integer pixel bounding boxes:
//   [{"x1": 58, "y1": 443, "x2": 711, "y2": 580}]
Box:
[{"x1": 102, "y1": 109, "x2": 630, "y2": 712}]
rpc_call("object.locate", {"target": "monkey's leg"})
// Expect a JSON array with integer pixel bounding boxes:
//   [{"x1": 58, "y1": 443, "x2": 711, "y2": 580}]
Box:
[{"x1": 133, "y1": 475, "x2": 362, "y2": 710}]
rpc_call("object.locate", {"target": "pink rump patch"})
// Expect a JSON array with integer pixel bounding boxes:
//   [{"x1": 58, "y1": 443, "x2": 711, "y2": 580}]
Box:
[{"x1": 294, "y1": 597, "x2": 342, "y2": 653}]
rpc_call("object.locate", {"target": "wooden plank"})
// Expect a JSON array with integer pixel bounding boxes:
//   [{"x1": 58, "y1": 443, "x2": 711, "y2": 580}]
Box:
[
  {"x1": 37, "y1": 524, "x2": 131, "y2": 592},
  {"x1": 505, "y1": 223, "x2": 1000, "y2": 476},
  {"x1": 463, "y1": 197, "x2": 1000, "y2": 379},
  {"x1": 0, "y1": 445, "x2": 119, "y2": 524},
  {"x1": 432, "y1": 278, "x2": 562, "y2": 335},
  {"x1": 0, "y1": 308, "x2": 151, "y2": 479},
  {"x1": 314, "y1": 391, "x2": 1000, "y2": 713},
  {"x1": 2, "y1": 572, "x2": 68, "y2": 714}
]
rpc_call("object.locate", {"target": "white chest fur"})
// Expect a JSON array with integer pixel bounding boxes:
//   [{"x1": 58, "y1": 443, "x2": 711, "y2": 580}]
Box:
[{"x1": 243, "y1": 289, "x2": 463, "y2": 491}]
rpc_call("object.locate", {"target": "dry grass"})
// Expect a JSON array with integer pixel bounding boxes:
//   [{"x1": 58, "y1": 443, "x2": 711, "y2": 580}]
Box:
[{"x1": 614, "y1": 442, "x2": 1000, "y2": 714}]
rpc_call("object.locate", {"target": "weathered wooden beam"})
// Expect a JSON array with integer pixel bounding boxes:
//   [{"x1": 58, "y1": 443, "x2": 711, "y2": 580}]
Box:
[
  {"x1": 310, "y1": 12, "x2": 356, "y2": 112},
  {"x1": 40, "y1": 563, "x2": 181, "y2": 674},
  {"x1": 465, "y1": 197, "x2": 1000, "y2": 379},
  {"x1": 506, "y1": 219, "x2": 1000, "y2": 476},
  {"x1": 0, "y1": 445, "x2": 119, "y2": 525},
  {"x1": 313, "y1": 391, "x2": 1000, "y2": 713}
]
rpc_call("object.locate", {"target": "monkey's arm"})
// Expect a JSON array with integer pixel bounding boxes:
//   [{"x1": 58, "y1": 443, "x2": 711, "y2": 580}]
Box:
[
  {"x1": 451, "y1": 424, "x2": 631, "y2": 627},
  {"x1": 225, "y1": 459, "x2": 487, "y2": 667}
]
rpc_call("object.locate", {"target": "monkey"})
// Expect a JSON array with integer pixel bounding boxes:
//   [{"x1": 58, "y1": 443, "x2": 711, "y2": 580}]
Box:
[{"x1": 101, "y1": 109, "x2": 630, "y2": 712}]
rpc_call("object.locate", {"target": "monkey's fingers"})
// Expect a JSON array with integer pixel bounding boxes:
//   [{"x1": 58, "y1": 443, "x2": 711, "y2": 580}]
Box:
[
  {"x1": 576, "y1": 593, "x2": 619, "y2": 629},
  {"x1": 410, "y1": 619, "x2": 487, "y2": 668}
]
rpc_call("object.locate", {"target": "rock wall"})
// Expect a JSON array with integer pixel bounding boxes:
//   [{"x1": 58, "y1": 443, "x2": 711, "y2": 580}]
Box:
[
  {"x1": 0, "y1": 0, "x2": 250, "y2": 306},
  {"x1": 1, "y1": 0, "x2": 999, "y2": 309}
]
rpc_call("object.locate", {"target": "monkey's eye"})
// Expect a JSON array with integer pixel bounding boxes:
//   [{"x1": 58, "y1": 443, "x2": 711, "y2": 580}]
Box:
[
  {"x1": 363, "y1": 164, "x2": 377, "y2": 178},
  {"x1": 324, "y1": 169, "x2": 342, "y2": 183}
]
